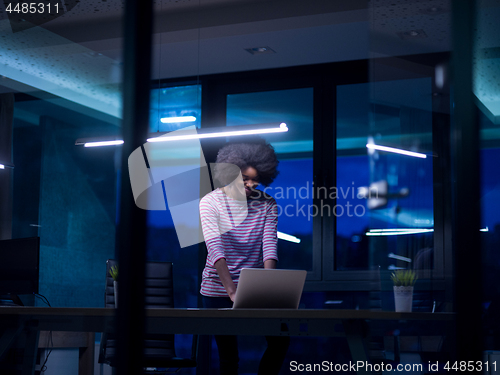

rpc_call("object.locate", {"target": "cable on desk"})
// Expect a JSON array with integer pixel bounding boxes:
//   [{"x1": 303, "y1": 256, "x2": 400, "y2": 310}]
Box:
[
  {"x1": 33, "y1": 294, "x2": 53, "y2": 372},
  {"x1": 34, "y1": 293, "x2": 51, "y2": 307},
  {"x1": 40, "y1": 330, "x2": 53, "y2": 373}
]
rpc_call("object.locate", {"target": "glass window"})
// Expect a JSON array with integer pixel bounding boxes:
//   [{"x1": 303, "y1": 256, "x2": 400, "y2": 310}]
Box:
[
  {"x1": 3, "y1": 2, "x2": 125, "y2": 307},
  {"x1": 149, "y1": 84, "x2": 201, "y2": 133},
  {"x1": 480, "y1": 111, "x2": 500, "y2": 303},
  {"x1": 477, "y1": 0, "x2": 500, "y2": 311},
  {"x1": 336, "y1": 79, "x2": 434, "y2": 272},
  {"x1": 143, "y1": 84, "x2": 202, "y2": 308}
]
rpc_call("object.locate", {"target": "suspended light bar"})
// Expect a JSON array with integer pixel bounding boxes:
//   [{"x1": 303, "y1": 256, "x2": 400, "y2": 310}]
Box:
[
  {"x1": 367, "y1": 228, "x2": 434, "y2": 236},
  {"x1": 367, "y1": 227, "x2": 487, "y2": 236},
  {"x1": 84, "y1": 140, "x2": 124, "y2": 148},
  {"x1": 147, "y1": 123, "x2": 288, "y2": 143},
  {"x1": 277, "y1": 231, "x2": 301, "y2": 243},
  {"x1": 0, "y1": 162, "x2": 14, "y2": 169},
  {"x1": 75, "y1": 123, "x2": 288, "y2": 147},
  {"x1": 366, "y1": 228, "x2": 434, "y2": 236},
  {"x1": 367, "y1": 230, "x2": 433, "y2": 236},
  {"x1": 366, "y1": 144, "x2": 427, "y2": 159},
  {"x1": 160, "y1": 116, "x2": 197, "y2": 124},
  {"x1": 388, "y1": 253, "x2": 412, "y2": 263},
  {"x1": 388, "y1": 265, "x2": 406, "y2": 270},
  {"x1": 370, "y1": 228, "x2": 433, "y2": 232}
]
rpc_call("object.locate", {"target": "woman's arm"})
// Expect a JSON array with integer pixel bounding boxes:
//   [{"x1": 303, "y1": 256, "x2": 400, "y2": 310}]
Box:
[
  {"x1": 214, "y1": 258, "x2": 237, "y2": 301},
  {"x1": 262, "y1": 197, "x2": 279, "y2": 264},
  {"x1": 200, "y1": 195, "x2": 234, "y2": 299}
]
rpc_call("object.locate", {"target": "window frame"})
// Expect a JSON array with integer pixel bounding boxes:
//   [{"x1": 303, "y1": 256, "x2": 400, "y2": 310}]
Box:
[{"x1": 183, "y1": 57, "x2": 450, "y2": 292}]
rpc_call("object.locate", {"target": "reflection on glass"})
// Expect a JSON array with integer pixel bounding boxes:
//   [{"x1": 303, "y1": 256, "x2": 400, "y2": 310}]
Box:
[
  {"x1": 145, "y1": 87, "x2": 203, "y2": 310},
  {"x1": 476, "y1": 0, "x2": 500, "y2": 348},
  {"x1": 337, "y1": 80, "x2": 434, "y2": 271},
  {"x1": 149, "y1": 85, "x2": 201, "y2": 133},
  {"x1": 3, "y1": 3, "x2": 124, "y2": 307},
  {"x1": 478, "y1": 0, "x2": 500, "y2": 308},
  {"x1": 227, "y1": 88, "x2": 314, "y2": 271}
]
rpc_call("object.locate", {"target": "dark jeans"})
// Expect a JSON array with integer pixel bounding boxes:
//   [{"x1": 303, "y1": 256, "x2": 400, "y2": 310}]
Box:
[{"x1": 202, "y1": 296, "x2": 290, "y2": 375}]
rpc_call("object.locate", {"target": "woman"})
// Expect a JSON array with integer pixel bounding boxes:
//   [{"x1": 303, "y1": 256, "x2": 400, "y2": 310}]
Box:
[{"x1": 200, "y1": 139, "x2": 289, "y2": 375}]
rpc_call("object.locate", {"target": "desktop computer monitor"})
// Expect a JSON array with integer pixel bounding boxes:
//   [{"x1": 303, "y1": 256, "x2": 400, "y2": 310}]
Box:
[{"x1": 0, "y1": 237, "x2": 40, "y2": 296}]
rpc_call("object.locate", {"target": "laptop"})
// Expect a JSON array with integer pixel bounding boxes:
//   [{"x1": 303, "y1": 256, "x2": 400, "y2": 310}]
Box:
[{"x1": 232, "y1": 268, "x2": 307, "y2": 309}]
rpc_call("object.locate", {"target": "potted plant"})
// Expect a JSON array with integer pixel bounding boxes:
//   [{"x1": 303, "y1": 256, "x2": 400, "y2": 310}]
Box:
[
  {"x1": 391, "y1": 269, "x2": 417, "y2": 312},
  {"x1": 109, "y1": 265, "x2": 119, "y2": 308}
]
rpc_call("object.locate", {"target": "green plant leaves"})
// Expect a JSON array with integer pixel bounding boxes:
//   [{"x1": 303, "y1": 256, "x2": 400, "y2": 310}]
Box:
[
  {"x1": 391, "y1": 270, "x2": 417, "y2": 286},
  {"x1": 109, "y1": 265, "x2": 119, "y2": 281}
]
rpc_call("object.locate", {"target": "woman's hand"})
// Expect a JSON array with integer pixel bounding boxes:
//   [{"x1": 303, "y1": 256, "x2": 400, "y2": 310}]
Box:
[
  {"x1": 214, "y1": 258, "x2": 237, "y2": 301},
  {"x1": 264, "y1": 259, "x2": 277, "y2": 269}
]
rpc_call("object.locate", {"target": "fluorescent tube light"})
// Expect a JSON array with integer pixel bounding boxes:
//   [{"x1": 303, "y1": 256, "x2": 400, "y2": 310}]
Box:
[
  {"x1": 388, "y1": 265, "x2": 406, "y2": 270},
  {"x1": 366, "y1": 144, "x2": 427, "y2": 159},
  {"x1": 388, "y1": 253, "x2": 412, "y2": 263},
  {"x1": 160, "y1": 116, "x2": 197, "y2": 124},
  {"x1": 148, "y1": 123, "x2": 288, "y2": 143},
  {"x1": 367, "y1": 231, "x2": 432, "y2": 236},
  {"x1": 76, "y1": 123, "x2": 288, "y2": 147},
  {"x1": 84, "y1": 140, "x2": 124, "y2": 147},
  {"x1": 369, "y1": 228, "x2": 432, "y2": 232},
  {"x1": 368, "y1": 227, "x2": 487, "y2": 236},
  {"x1": 0, "y1": 162, "x2": 14, "y2": 169},
  {"x1": 367, "y1": 228, "x2": 434, "y2": 236},
  {"x1": 277, "y1": 231, "x2": 301, "y2": 243}
]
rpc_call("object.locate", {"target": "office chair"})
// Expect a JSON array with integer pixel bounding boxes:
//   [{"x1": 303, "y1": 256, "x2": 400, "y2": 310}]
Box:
[{"x1": 98, "y1": 259, "x2": 198, "y2": 372}]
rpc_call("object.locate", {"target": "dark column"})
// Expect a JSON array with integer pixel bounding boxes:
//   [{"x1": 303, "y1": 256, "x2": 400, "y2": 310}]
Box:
[
  {"x1": 451, "y1": 0, "x2": 482, "y2": 365},
  {"x1": 115, "y1": 0, "x2": 153, "y2": 374},
  {"x1": 0, "y1": 93, "x2": 14, "y2": 240}
]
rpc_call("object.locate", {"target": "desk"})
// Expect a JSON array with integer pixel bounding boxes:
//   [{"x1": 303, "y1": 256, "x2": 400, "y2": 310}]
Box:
[
  {"x1": 38, "y1": 331, "x2": 95, "y2": 375},
  {"x1": 0, "y1": 307, "x2": 454, "y2": 375}
]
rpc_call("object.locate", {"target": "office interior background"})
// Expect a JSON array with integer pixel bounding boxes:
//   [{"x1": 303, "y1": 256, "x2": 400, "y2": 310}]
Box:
[{"x1": 0, "y1": 0, "x2": 499, "y2": 373}]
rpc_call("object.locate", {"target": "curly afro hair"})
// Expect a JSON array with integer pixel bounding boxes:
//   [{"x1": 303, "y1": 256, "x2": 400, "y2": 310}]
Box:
[{"x1": 214, "y1": 137, "x2": 279, "y2": 187}]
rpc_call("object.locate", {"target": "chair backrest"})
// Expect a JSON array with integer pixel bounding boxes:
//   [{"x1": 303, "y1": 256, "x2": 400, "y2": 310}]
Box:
[
  {"x1": 101, "y1": 260, "x2": 177, "y2": 366},
  {"x1": 105, "y1": 259, "x2": 175, "y2": 308}
]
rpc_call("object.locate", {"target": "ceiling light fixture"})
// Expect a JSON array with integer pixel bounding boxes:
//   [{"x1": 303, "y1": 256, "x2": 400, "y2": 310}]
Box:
[
  {"x1": 148, "y1": 123, "x2": 288, "y2": 143},
  {"x1": 366, "y1": 228, "x2": 434, "y2": 236},
  {"x1": 388, "y1": 253, "x2": 412, "y2": 263},
  {"x1": 397, "y1": 29, "x2": 428, "y2": 40},
  {"x1": 277, "y1": 231, "x2": 301, "y2": 243},
  {"x1": 366, "y1": 144, "x2": 427, "y2": 158},
  {"x1": 75, "y1": 123, "x2": 288, "y2": 147},
  {"x1": 245, "y1": 46, "x2": 276, "y2": 55},
  {"x1": 160, "y1": 116, "x2": 197, "y2": 124},
  {"x1": 367, "y1": 227, "x2": 488, "y2": 236},
  {"x1": 84, "y1": 140, "x2": 124, "y2": 148},
  {"x1": 0, "y1": 162, "x2": 14, "y2": 169},
  {"x1": 420, "y1": 7, "x2": 447, "y2": 15}
]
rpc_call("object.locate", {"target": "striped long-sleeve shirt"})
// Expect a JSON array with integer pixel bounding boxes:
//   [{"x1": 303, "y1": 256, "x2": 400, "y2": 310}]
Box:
[{"x1": 200, "y1": 188, "x2": 278, "y2": 297}]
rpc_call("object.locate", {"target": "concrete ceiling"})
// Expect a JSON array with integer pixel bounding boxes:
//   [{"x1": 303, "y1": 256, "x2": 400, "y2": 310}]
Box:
[{"x1": 0, "y1": 0, "x2": 499, "y2": 125}]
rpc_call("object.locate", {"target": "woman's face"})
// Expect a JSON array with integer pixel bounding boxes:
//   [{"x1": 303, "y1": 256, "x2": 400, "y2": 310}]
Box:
[{"x1": 241, "y1": 166, "x2": 260, "y2": 197}]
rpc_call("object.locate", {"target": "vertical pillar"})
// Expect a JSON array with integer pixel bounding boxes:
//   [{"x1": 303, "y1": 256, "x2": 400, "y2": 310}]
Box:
[
  {"x1": 115, "y1": 0, "x2": 152, "y2": 374},
  {"x1": 451, "y1": 0, "x2": 482, "y2": 366},
  {"x1": 0, "y1": 93, "x2": 14, "y2": 240}
]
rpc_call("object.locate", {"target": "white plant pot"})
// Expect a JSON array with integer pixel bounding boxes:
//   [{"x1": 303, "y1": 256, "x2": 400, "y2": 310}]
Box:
[
  {"x1": 114, "y1": 280, "x2": 118, "y2": 308},
  {"x1": 394, "y1": 286, "x2": 413, "y2": 312}
]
